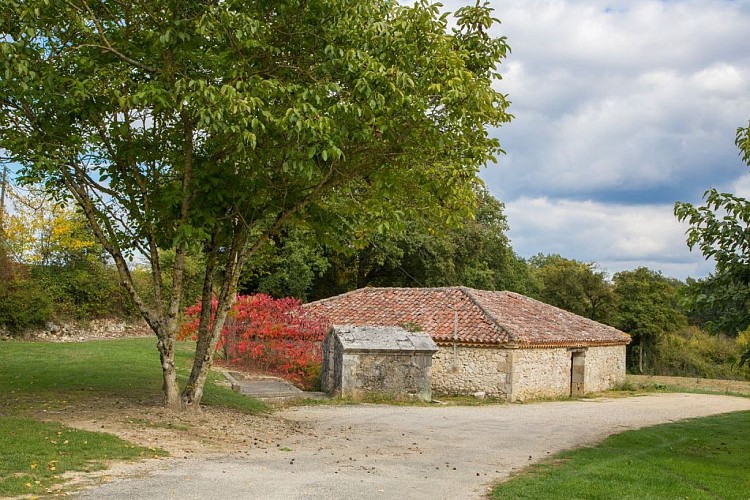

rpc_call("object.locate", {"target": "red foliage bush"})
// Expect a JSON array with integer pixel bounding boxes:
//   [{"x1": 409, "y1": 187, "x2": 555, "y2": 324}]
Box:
[{"x1": 179, "y1": 294, "x2": 330, "y2": 389}]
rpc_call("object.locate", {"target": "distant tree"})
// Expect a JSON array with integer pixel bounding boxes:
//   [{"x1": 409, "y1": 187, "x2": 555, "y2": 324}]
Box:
[
  {"x1": 0, "y1": 0, "x2": 511, "y2": 409},
  {"x1": 308, "y1": 188, "x2": 534, "y2": 298},
  {"x1": 0, "y1": 184, "x2": 120, "y2": 320},
  {"x1": 0, "y1": 244, "x2": 52, "y2": 331},
  {"x1": 240, "y1": 227, "x2": 329, "y2": 301},
  {"x1": 675, "y1": 121, "x2": 750, "y2": 364},
  {"x1": 3, "y1": 186, "x2": 104, "y2": 266},
  {"x1": 528, "y1": 254, "x2": 615, "y2": 323},
  {"x1": 612, "y1": 267, "x2": 687, "y2": 372}
]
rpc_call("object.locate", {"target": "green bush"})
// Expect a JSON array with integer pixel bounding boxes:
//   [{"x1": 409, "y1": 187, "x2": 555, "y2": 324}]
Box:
[
  {"x1": 650, "y1": 326, "x2": 750, "y2": 380},
  {"x1": 0, "y1": 277, "x2": 52, "y2": 332}
]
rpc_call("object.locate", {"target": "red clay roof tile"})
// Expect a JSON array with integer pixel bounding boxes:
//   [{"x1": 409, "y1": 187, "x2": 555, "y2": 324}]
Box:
[{"x1": 305, "y1": 287, "x2": 630, "y2": 347}]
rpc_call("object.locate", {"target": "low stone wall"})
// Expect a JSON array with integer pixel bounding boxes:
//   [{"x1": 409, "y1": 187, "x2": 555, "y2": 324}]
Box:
[
  {"x1": 431, "y1": 345, "x2": 510, "y2": 398},
  {"x1": 0, "y1": 318, "x2": 151, "y2": 342}
]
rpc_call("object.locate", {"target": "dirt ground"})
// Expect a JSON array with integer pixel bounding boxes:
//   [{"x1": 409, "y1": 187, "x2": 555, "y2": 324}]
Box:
[{"x1": 69, "y1": 393, "x2": 750, "y2": 500}]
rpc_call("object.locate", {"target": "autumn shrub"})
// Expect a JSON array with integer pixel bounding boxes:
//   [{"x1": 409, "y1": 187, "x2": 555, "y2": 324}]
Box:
[{"x1": 179, "y1": 294, "x2": 330, "y2": 390}]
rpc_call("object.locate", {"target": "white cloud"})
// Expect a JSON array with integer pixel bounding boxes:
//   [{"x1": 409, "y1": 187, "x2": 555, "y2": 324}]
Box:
[
  {"x1": 503, "y1": 196, "x2": 716, "y2": 279},
  {"x1": 441, "y1": 0, "x2": 750, "y2": 279},
  {"x1": 467, "y1": 0, "x2": 750, "y2": 199}
]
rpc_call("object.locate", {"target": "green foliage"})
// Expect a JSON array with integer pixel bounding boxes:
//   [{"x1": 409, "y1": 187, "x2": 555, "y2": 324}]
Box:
[
  {"x1": 30, "y1": 262, "x2": 122, "y2": 320},
  {"x1": 0, "y1": 275, "x2": 52, "y2": 332},
  {"x1": 674, "y1": 121, "x2": 750, "y2": 364},
  {"x1": 652, "y1": 327, "x2": 749, "y2": 380},
  {"x1": 308, "y1": 188, "x2": 534, "y2": 298},
  {"x1": 528, "y1": 254, "x2": 615, "y2": 323},
  {"x1": 613, "y1": 267, "x2": 687, "y2": 370},
  {"x1": 0, "y1": 417, "x2": 166, "y2": 497},
  {"x1": 0, "y1": 0, "x2": 512, "y2": 407},
  {"x1": 0, "y1": 248, "x2": 52, "y2": 331},
  {"x1": 491, "y1": 411, "x2": 750, "y2": 499},
  {"x1": 241, "y1": 228, "x2": 329, "y2": 300}
]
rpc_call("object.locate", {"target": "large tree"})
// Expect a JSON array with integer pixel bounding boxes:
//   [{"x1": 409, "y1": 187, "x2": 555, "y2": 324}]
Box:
[
  {"x1": 0, "y1": 0, "x2": 511, "y2": 409},
  {"x1": 306, "y1": 187, "x2": 534, "y2": 298},
  {"x1": 612, "y1": 267, "x2": 687, "y2": 372},
  {"x1": 675, "y1": 121, "x2": 750, "y2": 364},
  {"x1": 528, "y1": 254, "x2": 615, "y2": 323}
]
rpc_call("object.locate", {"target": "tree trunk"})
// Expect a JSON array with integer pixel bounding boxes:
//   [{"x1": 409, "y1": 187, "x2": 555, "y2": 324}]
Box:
[
  {"x1": 156, "y1": 333, "x2": 181, "y2": 410},
  {"x1": 181, "y1": 230, "x2": 248, "y2": 410},
  {"x1": 639, "y1": 341, "x2": 644, "y2": 374},
  {"x1": 181, "y1": 294, "x2": 236, "y2": 410},
  {"x1": 0, "y1": 165, "x2": 7, "y2": 237}
]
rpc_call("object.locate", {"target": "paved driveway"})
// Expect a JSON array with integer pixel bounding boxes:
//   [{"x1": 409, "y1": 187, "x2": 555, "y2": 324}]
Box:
[{"x1": 76, "y1": 393, "x2": 750, "y2": 499}]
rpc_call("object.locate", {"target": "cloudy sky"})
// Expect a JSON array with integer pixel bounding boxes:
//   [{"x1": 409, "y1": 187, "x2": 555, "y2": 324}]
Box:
[{"x1": 445, "y1": 0, "x2": 750, "y2": 280}]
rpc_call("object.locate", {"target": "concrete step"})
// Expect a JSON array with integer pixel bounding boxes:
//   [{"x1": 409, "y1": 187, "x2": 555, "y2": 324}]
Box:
[{"x1": 222, "y1": 371, "x2": 329, "y2": 402}]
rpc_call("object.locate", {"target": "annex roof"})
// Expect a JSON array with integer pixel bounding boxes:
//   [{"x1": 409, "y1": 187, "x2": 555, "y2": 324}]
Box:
[
  {"x1": 306, "y1": 287, "x2": 630, "y2": 348},
  {"x1": 331, "y1": 325, "x2": 438, "y2": 354}
]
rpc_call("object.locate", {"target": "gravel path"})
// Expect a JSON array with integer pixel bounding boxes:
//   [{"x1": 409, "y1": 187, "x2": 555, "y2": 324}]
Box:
[{"x1": 75, "y1": 393, "x2": 750, "y2": 499}]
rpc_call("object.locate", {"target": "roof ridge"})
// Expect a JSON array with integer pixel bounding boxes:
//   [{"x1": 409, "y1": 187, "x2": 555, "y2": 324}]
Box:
[
  {"x1": 305, "y1": 286, "x2": 470, "y2": 305},
  {"x1": 457, "y1": 287, "x2": 514, "y2": 343}
]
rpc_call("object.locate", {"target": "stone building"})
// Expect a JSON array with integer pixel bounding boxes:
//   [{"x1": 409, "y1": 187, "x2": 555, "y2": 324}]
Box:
[
  {"x1": 322, "y1": 325, "x2": 438, "y2": 401},
  {"x1": 306, "y1": 287, "x2": 631, "y2": 401}
]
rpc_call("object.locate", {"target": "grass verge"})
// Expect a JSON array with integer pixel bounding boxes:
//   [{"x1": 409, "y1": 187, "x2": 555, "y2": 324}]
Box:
[
  {"x1": 616, "y1": 374, "x2": 750, "y2": 399},
  {"x1": 0, "y1": 417, "x2": 167, "y2": 497},
  {"x1": 490, "y1": 410, "x2": 750, "y2": 499},
  {"x1": 0, "y1": 338, "x2": 267, "y2": 495}
]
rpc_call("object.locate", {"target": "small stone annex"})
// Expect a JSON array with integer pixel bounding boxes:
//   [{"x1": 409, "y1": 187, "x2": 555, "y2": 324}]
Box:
[
  {"x1": 321, "y1": 325, "x2": 438, "y2": 401},
  {"x1": 306, "y1": 287, "x2": 631, "y2": 401}
]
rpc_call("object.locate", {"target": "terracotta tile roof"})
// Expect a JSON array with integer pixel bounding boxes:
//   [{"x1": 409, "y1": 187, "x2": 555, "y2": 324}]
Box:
[{"x1": 305, "y1": 287, "x2": 630, "y2": 347}]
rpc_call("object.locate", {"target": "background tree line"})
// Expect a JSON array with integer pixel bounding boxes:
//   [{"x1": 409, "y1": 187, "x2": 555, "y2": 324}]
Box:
[{"x1": 3, "y1": 177, "x2": 746, "y2": 380}]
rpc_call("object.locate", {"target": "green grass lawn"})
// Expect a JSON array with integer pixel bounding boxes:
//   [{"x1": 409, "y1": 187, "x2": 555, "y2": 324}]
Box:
[
  {"x1": 0, "y1": 337, "x2": 266, "y2": 496},
  {"x1": 0, "y1": 338, "x2": 266, "y2": 413},
  {"x1": 0, "y1": 417, "x2": 167, "y2": 496},
  {"x1": 491, "y1": 410, "x2": 750, "y2": 499}
]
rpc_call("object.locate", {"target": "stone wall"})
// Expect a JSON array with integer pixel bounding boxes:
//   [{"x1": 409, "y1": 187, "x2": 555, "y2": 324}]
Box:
[
  {"x1": 430, "y1": 344, "x2": 627, "y2": 401},
  {"x1": 512, "y1": 345, "x2": 627, "y2": 401},
  {"x1": 431, "y1": 345, "x2": 510, "y2": 398},
  {"x1": 512, "y1": 348, "x2": 572, "y2": 401},
  {"x1": 583, "y1": 345, "x2": 627, "y2": 392},
  {"x1": 340, "y1": 352, "x2": 434, "y2": 401},
  {"x1": 322, "y1": 326, "x2": 437, "y2": 401},
  {"x1": 0, "y1": 318, "x2": 151, "y2": 342}
]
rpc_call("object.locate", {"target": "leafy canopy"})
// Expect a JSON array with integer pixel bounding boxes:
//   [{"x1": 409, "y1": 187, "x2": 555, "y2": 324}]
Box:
[
  {"x1": 0, "y1": 0, "x2": 511, "y2": 407},
  {"x1": 675, "y1": 121, "x2": 750, "y2": 363},
  {"x1": 674, "y1": 123, "x2": 750, "y2": 332}
]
